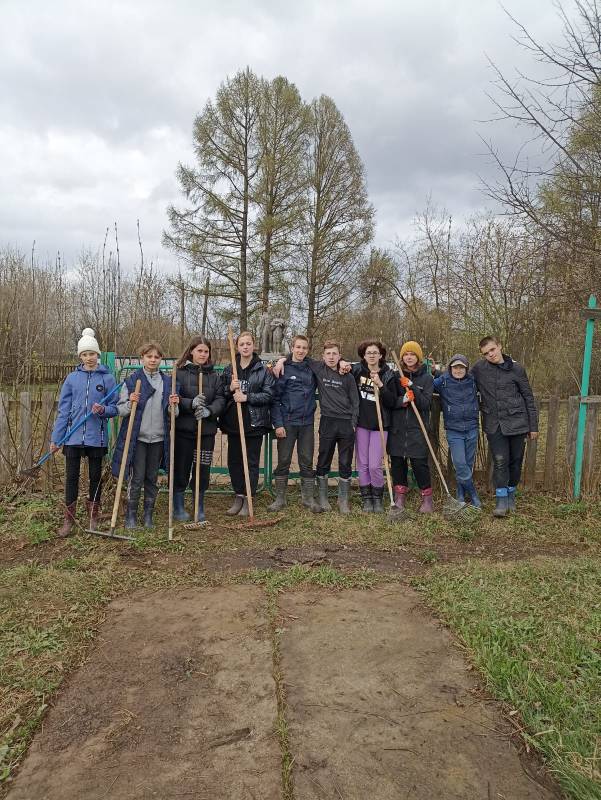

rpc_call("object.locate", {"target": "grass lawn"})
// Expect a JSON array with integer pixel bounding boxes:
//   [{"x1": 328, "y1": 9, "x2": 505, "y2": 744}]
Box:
[
  {"x1": 416, "y1": 558, "x2": 601, "y2": 800},
  {"x1": 0, "y1": 488, "x2": 600, "y2": 798}
]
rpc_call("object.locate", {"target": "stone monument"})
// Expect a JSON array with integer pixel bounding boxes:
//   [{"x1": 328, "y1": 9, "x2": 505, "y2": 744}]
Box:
[{"x1": 258, "y1": 312, "x2": 288, "y2": 360}]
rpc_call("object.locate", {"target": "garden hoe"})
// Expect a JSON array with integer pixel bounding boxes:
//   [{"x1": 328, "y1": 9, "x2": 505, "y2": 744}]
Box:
[
  {"x1": 168, "y1": 367, "x2": 177, "y2": 541},
  {"x1": 224, "y1": 324, "x2": 282, "y2": 531},
  {"x1": 184, "y1": 371, "x2": 207, "y2": 530},
  {"x1": 85, "y1": 379, "x2": 140, "y2": 542},
  {"x1": 19, "y1": 381, "x2": 123, "y2": 480},
  {"x1": 391, "y1": 351, "x2": 479, "y2": 524}
]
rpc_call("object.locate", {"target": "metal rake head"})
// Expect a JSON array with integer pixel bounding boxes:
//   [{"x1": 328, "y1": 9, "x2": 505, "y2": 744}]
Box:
[
  {"x1": 183, "y1": 520, "x2": 208, "y2": 530},
  {"x1": 387, "y1": 505, "x2": 414, "y2": 523},
  {"x1": 442, "y1": 496, "x2": 482, "y2": 523}
]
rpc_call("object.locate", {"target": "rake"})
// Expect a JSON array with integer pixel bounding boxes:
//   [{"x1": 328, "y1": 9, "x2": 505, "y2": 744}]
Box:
[
  {"x1": 19, "y1": 381, "x2": 123, "y2": 479},
  {"x1": 390, "y1": 351, "x2": 479, "y2": 523},
  {"x1": 184, "y1": 370, "x2": 208, "y2": 531},
  {"x1": 373, "y1": 383, "x2": 410, "y2": 523},
  {"x1": 168, "y1": 367, "x2": 177, "y2": 541},
  {"x1": 84, "y1": 379, "x2": 140, "y2": 541}
]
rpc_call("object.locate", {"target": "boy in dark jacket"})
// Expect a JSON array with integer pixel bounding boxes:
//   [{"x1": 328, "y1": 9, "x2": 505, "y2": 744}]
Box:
[
  {"x1": 269, "y1": 335, "x2": 319, "y2": 513},
  {"x1": 273, "y1": 340, "x2": 360, "y2": 514},
  {"x1": 173, "y1": 335, "x2": 225, "y2": 523},
  {"x1": 112, "y1": 342, "x2": 179, "y2": 529},
  {"x1": 433, "y1": 354, "x2": 481, "y2": 508},
  {"x1": 471, "y1": 336, "x2": 538, "y2": 517}
]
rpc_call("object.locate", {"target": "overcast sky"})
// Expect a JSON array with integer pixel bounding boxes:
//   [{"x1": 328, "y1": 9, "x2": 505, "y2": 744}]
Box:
[{"x1": 0, "y1": 0, "x2": 565, "y2": 273}]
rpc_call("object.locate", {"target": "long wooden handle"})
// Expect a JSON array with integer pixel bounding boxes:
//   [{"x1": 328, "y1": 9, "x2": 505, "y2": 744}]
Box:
[
  {"x1": 227, "y1": 324, "x2": 254, "y2": 519},
  {"x1": 373, "y1": 383, "x2": 394, "y2": 503},
  {"x1": 168, "y1": 367, "x2": 177, "y2": 540},
  {"x1": 390, "y1": 350, "x2": 450, "y2": 495},
  {"x1": 111, "y1": 379, "x2": 141, "y2": 532},
  {"x1": 194, "y1": 371, "x2": 203, "y2": 521}
]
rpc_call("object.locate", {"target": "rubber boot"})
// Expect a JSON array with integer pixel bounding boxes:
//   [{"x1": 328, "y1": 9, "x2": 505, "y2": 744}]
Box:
[
  {"x1": 173, "y1": 491, "x2": 190, "y2": 522},
  {"x1": 124, "y1": 500, "x2": 138, "y2": 529},
  {"x1": 372, "y1": 485, "x2": 384, "y2": 513},
  {"x1": 57, "y1": 501, "x2": 77, "y2": 538},
  {"x1": 226, "y1": 494, "x2": 245, "y2": 516},
  {"x1": 507, "y1": 486, "x2": 517, "y2": 512},
  {"x1": 313, "y1": 476, "x2": 331, "y2": 513},
  {"x1": 393, "y1": 485, "x2": 408, "y2": 510},
  {"x1": 268, "y1": 476, "x2": 288, "y2": 512},
  {"x1": 193, "y1": 490, "x2": 206, "y2": 523},
  {"x1": 463, "y1": 479, "x2": 482, "y2": 509},
  {"x1": 418, "y1": 487, "x2": 434, "y2": 514},
  {"x1": 300, "y1": 477, "x2": 320, "y2": 512},
  {"x1": 359, "y1": 484, "x2": 374, "y2": 513},
  {"x1": 456, "y1": 482, "x2": 465, "y2": 503},
  {"x1": 338, "y1": 478, "x2": 351, "y2": 514},
  {"x1": 143, "y1": 499, "x2": 155, "y2": 529},
  {"x1": 238, "y1": 497, "x2": 250, "y2": 517},
  {"x1": 493, "y1": 488, "x2": 509, "y2": 518},
  {"x1": 86, "y1": 499, "x2": 101, "y2": 531}
]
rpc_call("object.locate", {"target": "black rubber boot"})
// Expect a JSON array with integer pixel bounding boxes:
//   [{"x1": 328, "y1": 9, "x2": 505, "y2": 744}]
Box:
[
  {"x1": 338, "y1": 478, "x2": 351, "y2": 514},
  {"x1": 313, "y1": 476, "x2": 331, "y2": 513},
  {"x1": 268, "y1": 476, "x2": 288, "y2": 512},
  {"x1": 143, "y1": 499, "x2": 155, "y2": 529},
  {"x1": 372, "y1": 485, "x2": 384, "y2": 513},
  {"x1": 300, "y1": 477, "x2": 320, "y2": 512},
  {"x1": 359, "y1": 485, "x2": 374, "y2": 513},
  {"x1": 226, "y1": 495, "x2": 245, "y2": 516},
  {"x1": 173, "y1": 491, "x2": 190, "y2": 522},
  {"x1": 124, "y1": 501, "x2": 138, "y2": 529},
  {"x1": 507, "y1": 488, "x2": 516, "y2": 512},
  {"x1": 493, "y1": 492, "x2": 509, "y2": 518},
  {"x1": 193, "y1": 491, "x2": 206, "y2": 523}
]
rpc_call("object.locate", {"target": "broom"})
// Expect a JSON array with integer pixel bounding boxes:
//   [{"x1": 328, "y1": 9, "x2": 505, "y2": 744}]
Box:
[{"x1": 391, "y1": 351, "x2": 479, "y2": 523}]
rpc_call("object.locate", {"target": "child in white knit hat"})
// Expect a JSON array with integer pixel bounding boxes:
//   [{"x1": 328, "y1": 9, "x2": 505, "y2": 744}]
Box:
[{"x1": 50, "y1": 328, "x2": 119, "y2": 536}]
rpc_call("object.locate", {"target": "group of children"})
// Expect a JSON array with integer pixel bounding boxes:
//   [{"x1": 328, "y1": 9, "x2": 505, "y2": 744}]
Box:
[{"x1": 51, "y1": 327, "x2": 538, "y2": 535}]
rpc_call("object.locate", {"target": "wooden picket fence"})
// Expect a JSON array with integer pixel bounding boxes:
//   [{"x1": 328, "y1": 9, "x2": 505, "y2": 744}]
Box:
[{"x1": 0, "y1": 391, "x2": 599, "y2": 494}]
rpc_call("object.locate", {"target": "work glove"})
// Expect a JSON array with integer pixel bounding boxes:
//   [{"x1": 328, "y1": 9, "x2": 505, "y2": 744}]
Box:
[
  {"x1": 194, "y1": 406, "x2": 211, "y2": 420},
  {"x1": 402, "y1": 389, "x2": 415, "y2": 405},
  {"x1": 192, "y1": 393, "x2": 206, "y2": 409},
  {"x1": 400, "y1": 376, "x2": 413, "y2": 388}
]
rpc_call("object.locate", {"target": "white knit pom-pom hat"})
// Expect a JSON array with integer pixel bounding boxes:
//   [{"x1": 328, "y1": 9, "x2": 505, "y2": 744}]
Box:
[{"x1": 77, "y1": 328, "x2": 101, "y2": 355}]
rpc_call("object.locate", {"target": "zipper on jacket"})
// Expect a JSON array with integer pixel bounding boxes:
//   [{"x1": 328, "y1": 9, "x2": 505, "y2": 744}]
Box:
[{"x1": 82, "y1": 372, "x2": 91, "y2": 444}]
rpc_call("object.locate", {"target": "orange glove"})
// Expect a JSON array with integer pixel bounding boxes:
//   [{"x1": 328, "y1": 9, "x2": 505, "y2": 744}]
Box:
[
  {"x1": 400, "y1": 375, "x2": 413, "y2": 388},
  {"x1": 402, "y1": 389, "x2": 415, "y2": 405}
]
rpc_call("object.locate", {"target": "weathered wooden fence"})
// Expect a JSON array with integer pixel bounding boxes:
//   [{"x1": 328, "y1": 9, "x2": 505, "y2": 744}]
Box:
[{"x1": 0, "y1": 392, "x2": 599, "y2": 494}]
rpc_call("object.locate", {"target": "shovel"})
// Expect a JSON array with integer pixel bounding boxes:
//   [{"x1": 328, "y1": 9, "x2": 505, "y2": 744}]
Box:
[{"x1": 86, "y1": 379, "x2": 141, "y2": 541}]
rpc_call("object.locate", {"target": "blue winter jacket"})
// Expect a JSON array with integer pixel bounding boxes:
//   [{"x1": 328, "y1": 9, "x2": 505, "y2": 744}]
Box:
[
  {"x1": 51, "y1": 364, "x2": 118, "y2": 448},
  {"x1": 271, "y1": 357, "x2": 317, "y2": 429},
  {"x1": 433, "y1": 371, "x2": 479, "y2": 433},
  {"x1": 111, "y1": 368, "x2": 177, "y2": 478}
]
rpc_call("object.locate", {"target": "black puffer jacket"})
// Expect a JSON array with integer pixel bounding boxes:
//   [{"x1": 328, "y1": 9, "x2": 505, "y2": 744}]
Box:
[
  {"x1": 220, "y1": 354, "x2": 275, "y2": 436},
  {"x1": 351, "y1": 362, "x2": 398, "y2": 430},
  {"x1": 471, "y1": 355, "x2": 538, "y2": 436},
  {"x1": 175, "y1": 362, "x2": 225, "y2": 438},
  {"x1": 387, "y1": 363, "x2": 434, "y2": 459}
]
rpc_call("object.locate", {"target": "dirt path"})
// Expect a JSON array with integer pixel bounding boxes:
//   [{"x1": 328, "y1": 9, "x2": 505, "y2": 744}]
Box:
[{"x1": 6, "y1": 585, "x2": 560, "y2": 800}]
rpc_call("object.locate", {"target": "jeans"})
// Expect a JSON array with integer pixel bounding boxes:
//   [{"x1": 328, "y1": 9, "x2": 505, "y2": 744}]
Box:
[
  {"x1": 227, "y1": 434, "x2": 263, "y2": 496},
  {"x1": 129, "y1": 441, "x2": 164, "y2": 507},
  {"x1": 273, "y1": 424, "x2": 315, "y2": 478},
  {"x1": 316, "y1": 417, "x2": 355, "y2": 480},
  {"x1": 173, "y1": 433, "x2": 215, "y2": 493},
  {"x1": 355, "y1": 427, "x2": 387, "y2": 487},
  {"x1": 486, "y1": 426, "x2": 527, "y2": 489},
  {"x1": 390, "y1": 456, "x2": 430, "y2": 490},
  {"x1": 446, "y1": 428, "x2": 478, "y2": 484}
]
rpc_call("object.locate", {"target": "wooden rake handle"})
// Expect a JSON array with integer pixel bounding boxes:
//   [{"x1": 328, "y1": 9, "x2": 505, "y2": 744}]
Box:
[
  {"x1": 111, "y1": 379, "x2": 141, "y2": 532},
  {"x1": 390, "y1": 350, "x2": 451, "y2": 495},
  {"x1": 168, "y1": 367, "x2": 177, "y2": 541},
  {"x1": 373, "y1": 383, "x2": 394, "y2": 504},
  {"x1": 194, "y1": 371, "x2": 203, "y2": 521},
  {"x1": 227, "y1": 324, "x2": 254, "y2": 519}
]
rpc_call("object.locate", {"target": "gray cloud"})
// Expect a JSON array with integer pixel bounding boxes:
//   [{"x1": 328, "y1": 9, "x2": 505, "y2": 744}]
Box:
[{"x1": 0, "y1": 0, "x2": 567, "y2": 271}]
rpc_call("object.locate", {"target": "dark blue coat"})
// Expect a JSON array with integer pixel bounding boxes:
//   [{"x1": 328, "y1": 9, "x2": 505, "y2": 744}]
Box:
[
  {"x1": 52, "y1": 364, "x2": 118, "y2": 448},
  {"x1": 111, "y1": 369, "x2": 175, "y2": 477},
  {"x1": 271, "y1": 357, "x2": 317, "y2": 428},
  {"x1": 433, "y1": 372, "x2": 479, "y2": 433}
]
